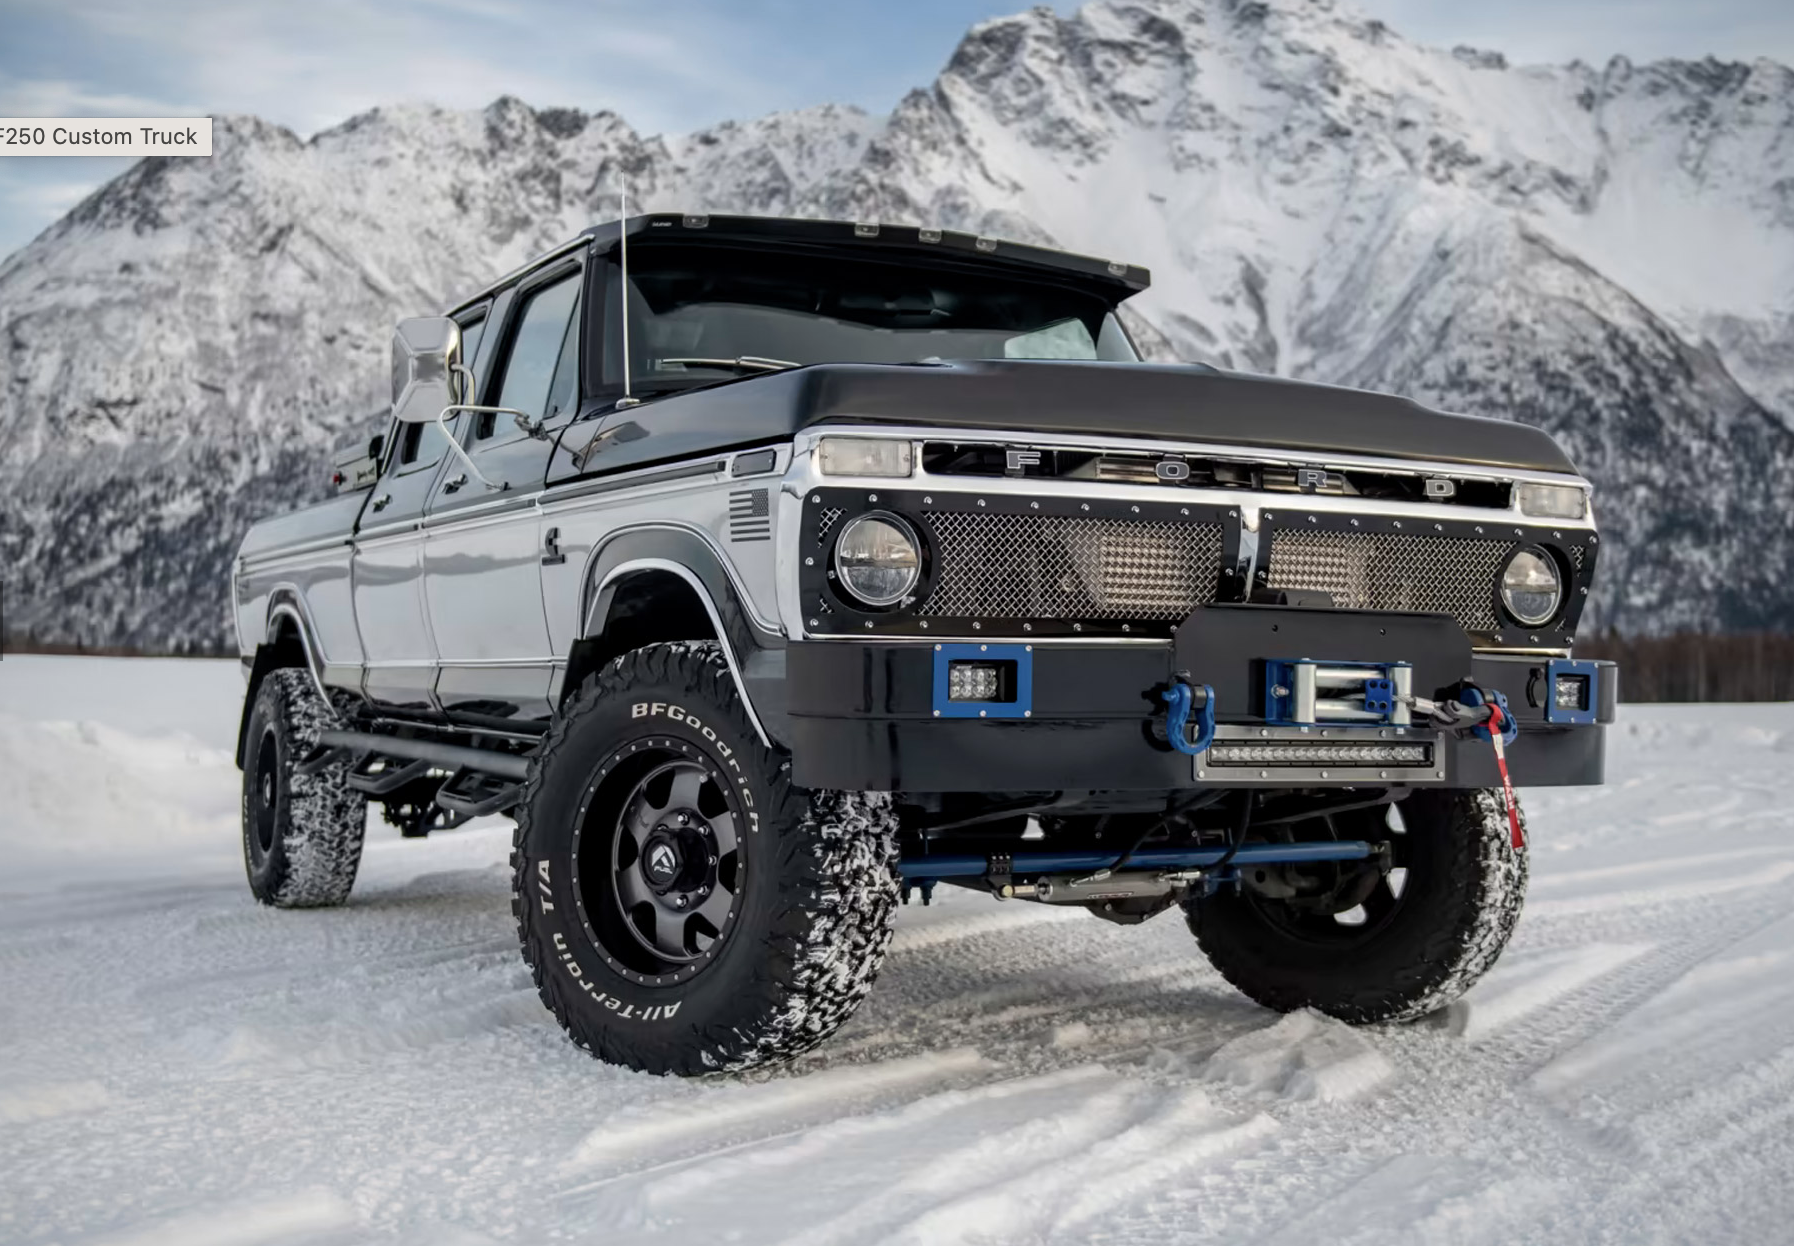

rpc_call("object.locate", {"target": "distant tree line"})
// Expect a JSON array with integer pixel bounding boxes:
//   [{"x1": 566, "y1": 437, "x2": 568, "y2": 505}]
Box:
[
  {"x1": 2, "y1": 631, "x2": 230, "y2": 660},
  {"x1": 5, "y1": 630, "x2": 1791, "y2": 702},
  {"x1": 1574, "y1": 631, "x2": 1794, "y2": 703}
]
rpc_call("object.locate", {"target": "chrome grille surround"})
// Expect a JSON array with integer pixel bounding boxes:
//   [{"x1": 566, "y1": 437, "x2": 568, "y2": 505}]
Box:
[
  {"x1": 920, "y1": 512, "x2": 1225, "y2": 621},
  {"x1": 788, "y1": 426, "x2": 1598, "y2": 645},
  {"x1": 1263, "y1": 529, "x2": 1510, "y2": 633}
]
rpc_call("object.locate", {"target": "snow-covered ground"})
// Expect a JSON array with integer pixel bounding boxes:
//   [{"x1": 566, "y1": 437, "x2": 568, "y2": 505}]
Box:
[{"x1": 2, "y1": 656, "x2": 1792, "y2": 1244}]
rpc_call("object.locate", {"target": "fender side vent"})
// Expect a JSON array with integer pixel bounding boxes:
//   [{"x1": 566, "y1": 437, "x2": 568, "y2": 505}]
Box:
[{"x1": 729, "y1": 489, "x2": 772, "y2": 542}]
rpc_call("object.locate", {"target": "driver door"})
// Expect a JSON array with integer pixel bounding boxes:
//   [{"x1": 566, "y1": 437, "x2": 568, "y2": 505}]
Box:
[
  {"x1": 351, "y1": 309, "x2": 490, "y2": 709},
  {"x1": 422, "y1": 262, "x2": 584, "y2": 721}
]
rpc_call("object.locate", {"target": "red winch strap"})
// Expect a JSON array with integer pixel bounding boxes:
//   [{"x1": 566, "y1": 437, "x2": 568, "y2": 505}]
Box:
[{"x1": 1485, "y1": 704, "x2": 1525, "y2": 850}]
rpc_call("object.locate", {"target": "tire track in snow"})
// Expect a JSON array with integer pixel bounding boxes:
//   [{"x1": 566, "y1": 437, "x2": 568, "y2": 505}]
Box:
[
  {"x1": 1445, "y1": 941, "x2": 1654, "y2": 1041},
  {"x1": 560, "y1": 1046, "x2": 997, "y2": 1183},
  {"x1": 68, "y1": 1189, "x2": 360, "y2": 1246},
  {"x1": 1245, "y1": 1154, "x2": 1571, "y2": 1246},
  {"x1": 770, "y1": 1070, "x2": 1145, "y2": 1246},
  {"x1": 566, "y1": 1058, "x2": 1284, "y2": 1246},
  {"x1": 878, "y1": 1088, "x2": 1276, "y2": 1246},
  {"x1": 577, "y1": 1066, "x2": 1142, "y2": 1241},
  {"x1": 1523, "y1": 858, "x2": 1794, "y2": 917},
  {"x1": 1533, "y1": 910, "x2": 1794, "y2": 1109},
  {"x1": 1459, "y1": 888, "x2": 1794, "y2": 1087}
]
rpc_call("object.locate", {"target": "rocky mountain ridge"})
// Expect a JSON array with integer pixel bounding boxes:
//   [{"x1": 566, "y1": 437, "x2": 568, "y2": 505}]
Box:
[{"x1": 2, "y1": 0, "x2": 1791, "y2": 648}]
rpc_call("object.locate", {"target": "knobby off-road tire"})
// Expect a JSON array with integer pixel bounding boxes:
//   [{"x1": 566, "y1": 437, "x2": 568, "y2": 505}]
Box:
[
  {"x1": 512, "y1": 641, "x2": 902, "y2": 1075},
  {"x1": 1191, "y1": 789, "x2": 1528, "y2": 1024},
  {"x1": 241, "y1": 668, "x2": 367, "y2": 908}
]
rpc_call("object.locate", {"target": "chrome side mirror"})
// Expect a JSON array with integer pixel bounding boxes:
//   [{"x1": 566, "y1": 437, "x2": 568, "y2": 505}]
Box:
[
  {"x1": 387, "y1": 316, "x2": 515, "y2": 493},
  {"x1": 391, "y1": 317, "x2": 465, "y2": 423}
]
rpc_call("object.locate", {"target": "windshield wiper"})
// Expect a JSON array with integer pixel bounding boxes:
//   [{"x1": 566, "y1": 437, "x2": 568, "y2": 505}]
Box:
[{"x1": 655, "y1": 355, "x2": 800, "y2": 375}]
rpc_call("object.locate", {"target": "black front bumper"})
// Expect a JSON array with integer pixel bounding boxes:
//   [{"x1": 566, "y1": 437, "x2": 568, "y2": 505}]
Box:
[{"x1": 787, "y1": 605, "x2": 1615, "y2": 793}]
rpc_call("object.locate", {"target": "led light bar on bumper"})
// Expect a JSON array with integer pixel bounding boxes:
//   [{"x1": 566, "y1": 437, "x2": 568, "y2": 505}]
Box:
[
  {"x1": 1207, "y1": 742, "x2": 1432, "y2": 766},
  {"x1": 1194, "y1": 725, "x2": 1444, "y2": 785}
]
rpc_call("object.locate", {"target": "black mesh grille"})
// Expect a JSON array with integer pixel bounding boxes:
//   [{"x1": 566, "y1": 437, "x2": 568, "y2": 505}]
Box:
[
  {"x1": 1264, "y1": 529, "x2": 1509, "y2": 633},
  {"x1": 920, "y1": 512, "x2": 1225, "y2": 621}
]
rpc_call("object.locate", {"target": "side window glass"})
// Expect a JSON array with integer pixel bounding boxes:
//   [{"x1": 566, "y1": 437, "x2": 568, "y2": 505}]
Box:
[
  {"x1": 397, "y1": 312, "x2": 485, "y2": 467},
  {"x1": 486, "y1": 272, "x2": 580, "y2": 439},
  {"x1": 544, "y1": 292, "x2": 581, "y2": 423},
  {"x1": 460, "y1": 315, "x2": 489, "y2": 384}
]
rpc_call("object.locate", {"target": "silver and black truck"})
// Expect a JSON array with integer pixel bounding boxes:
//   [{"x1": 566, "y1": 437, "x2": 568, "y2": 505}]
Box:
[{"x1": 233, "y1": 213, "x2": 1615, "y2": 1074}]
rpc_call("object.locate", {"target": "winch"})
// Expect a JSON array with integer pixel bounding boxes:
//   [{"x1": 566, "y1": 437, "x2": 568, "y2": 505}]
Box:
[{"x1": 1264, "y1": 658, "x2": 1414, "y2": 726}]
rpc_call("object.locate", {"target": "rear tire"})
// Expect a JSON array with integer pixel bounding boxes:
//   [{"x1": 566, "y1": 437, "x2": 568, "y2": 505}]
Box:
[
  {"x1": 513, "y1": 641, "x2": 901, "y2": 1075},
  {"x1": 241, "y1": 668, "x2": 366, "y2": 908},
  {"x1": 1190, "y1": 789, "x2": 1527, "y2": 1023}
]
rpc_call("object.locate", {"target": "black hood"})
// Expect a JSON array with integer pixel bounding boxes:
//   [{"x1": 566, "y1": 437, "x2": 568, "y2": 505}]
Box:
[
  {"x1": 794, "y1": 360, "x2": 1576, "y2": 474},
  {"x1": 553, "y1": 359, "x2": 1579, "y2": 484}
]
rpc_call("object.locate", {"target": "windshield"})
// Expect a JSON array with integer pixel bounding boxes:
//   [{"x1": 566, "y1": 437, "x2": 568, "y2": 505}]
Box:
[{"x1": 604, "y1": 243, "x2": 1137, "y2": 394}]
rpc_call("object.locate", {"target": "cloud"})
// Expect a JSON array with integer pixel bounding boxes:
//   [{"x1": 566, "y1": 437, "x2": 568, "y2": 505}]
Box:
[
  {"x1": 0, "y1": 77, "x2": 189, "y2": 118},
  {"x1": 0, "y1": 0, "x2": 786, "y2": 139}
]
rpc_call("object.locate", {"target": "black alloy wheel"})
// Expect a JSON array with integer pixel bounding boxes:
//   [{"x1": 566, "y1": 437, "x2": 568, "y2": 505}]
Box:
[
  {"x1": 252, "y1": 729, "x2": 282, "y2": 856},
  {"x1": 1241, "y1": 807, "x2": 1412, "y2": 945},
  {"x1": 587, "y1": 754, "x2": 744, "y2": 980}
]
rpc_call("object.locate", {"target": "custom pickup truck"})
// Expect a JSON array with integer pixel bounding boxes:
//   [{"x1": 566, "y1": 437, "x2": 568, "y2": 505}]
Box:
[{"x1": 234, "y1": 213, "x2": 1615, "y2": 1074}]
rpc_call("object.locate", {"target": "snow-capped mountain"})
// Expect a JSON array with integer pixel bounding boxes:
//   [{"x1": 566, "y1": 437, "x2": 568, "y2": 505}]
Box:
[{"x1": 3, "y1": 0, "x2": 1791, "y2": 649}]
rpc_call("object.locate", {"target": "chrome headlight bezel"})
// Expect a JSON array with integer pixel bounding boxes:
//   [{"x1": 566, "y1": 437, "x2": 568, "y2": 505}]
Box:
[
  {"x1": 1499, "y1": 545, "x2": 1564, "y2": 627},
  {"x1": 833, "y1": 512, "x2": 922, "y2": 608}
]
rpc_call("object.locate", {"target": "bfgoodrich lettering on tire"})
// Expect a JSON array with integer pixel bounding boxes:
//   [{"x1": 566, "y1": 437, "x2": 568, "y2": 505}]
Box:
[
  {"x1": 1190, "y1": 789, "x2": 1527, "y2": 1023},
  {"x1": 512, "y1": 641, "x2": 901, "y2": 1075},
  {"x1": 241, "y1": 668, "x2": 367, "y2": 908}
]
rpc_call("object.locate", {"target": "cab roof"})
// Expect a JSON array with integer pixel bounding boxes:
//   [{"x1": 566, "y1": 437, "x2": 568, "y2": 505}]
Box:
[{"x1": 450, "y1": 213, "x2": 1149, "y2": 314}]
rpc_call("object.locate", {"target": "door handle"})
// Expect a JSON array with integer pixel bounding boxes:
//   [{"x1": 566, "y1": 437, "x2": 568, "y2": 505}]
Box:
[
  {"x1": 371, "y1": 493, "x2": 392, "y2": 512},
  {"x1": 541, "y1": 527, "x2": 566, "y2": 566},
  {"x1": 444, "y1": 474, "x2": 467, "y2": 494}
]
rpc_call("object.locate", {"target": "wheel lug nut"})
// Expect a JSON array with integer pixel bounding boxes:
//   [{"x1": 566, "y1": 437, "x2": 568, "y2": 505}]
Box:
[
  {"x1": 675, "y1": 895, "x2": 689, "y2": 908},
  {"x1": 707, "y1": 855, "x2": 717, "y2": 865},
  {"x1": 677, "y1": 813, "x2": 690, "y2": 825}
]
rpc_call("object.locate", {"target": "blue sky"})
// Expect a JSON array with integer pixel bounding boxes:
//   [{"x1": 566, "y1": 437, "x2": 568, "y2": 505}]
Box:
[{"x1": 2, "y1": 0, "x2": 1791, "y2": 258}]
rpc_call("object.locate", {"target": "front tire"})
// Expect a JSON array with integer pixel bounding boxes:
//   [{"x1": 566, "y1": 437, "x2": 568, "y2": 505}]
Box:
[
  {"x1": 512, "y1": 642, "x2": 901, "y2": 1075},
  {"x1": 1191, "y1": 789, "x2": 1527, "y2": 1024},
  {"x1": 241, "y1": 668, "x2": 367, "y2": 907}
]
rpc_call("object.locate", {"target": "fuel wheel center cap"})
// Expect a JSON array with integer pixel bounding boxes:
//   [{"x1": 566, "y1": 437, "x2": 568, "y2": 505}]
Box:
[{"x1": 641, "y1": 833, "x2": 687, "y2": 892}]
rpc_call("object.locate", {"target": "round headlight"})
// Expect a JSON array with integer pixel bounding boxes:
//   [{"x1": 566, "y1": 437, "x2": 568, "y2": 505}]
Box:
[
  {"x1": 1500, "y1": 547, "x2": 1562, "y2": 626},
  {"x1": 835, "y1": 513, "x2": 920, "y2": 607}
]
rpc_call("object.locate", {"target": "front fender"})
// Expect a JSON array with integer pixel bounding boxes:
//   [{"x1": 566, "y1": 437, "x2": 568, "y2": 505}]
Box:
[{"x1": 574, "y1": 525, "x2": 787, "y2": 746}]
